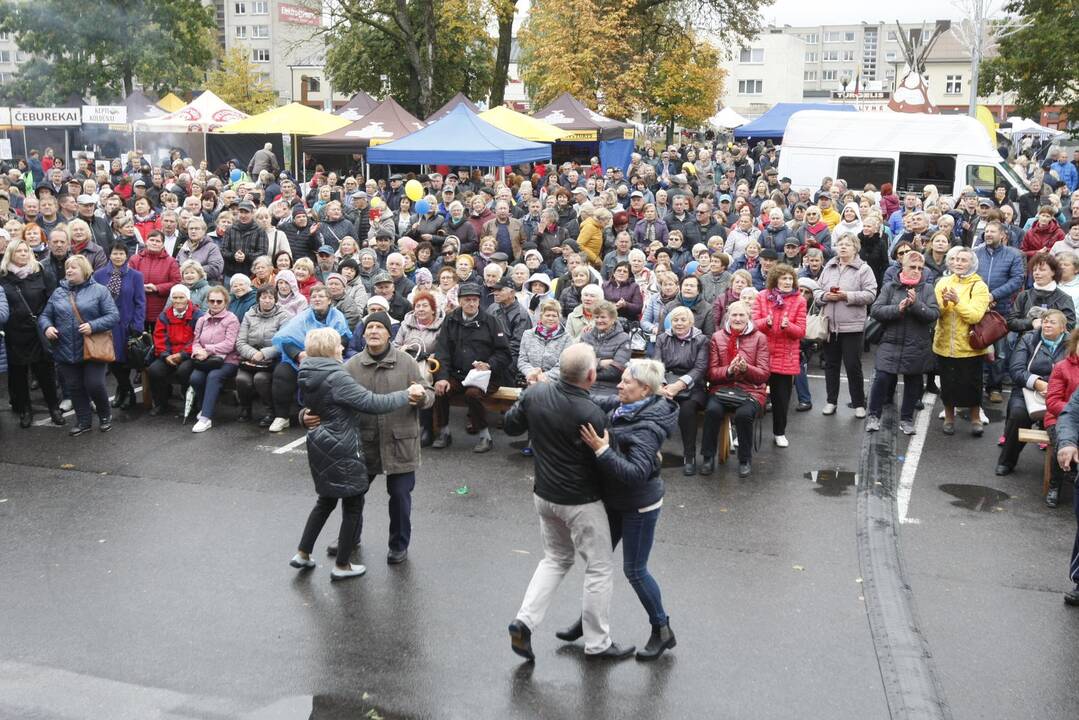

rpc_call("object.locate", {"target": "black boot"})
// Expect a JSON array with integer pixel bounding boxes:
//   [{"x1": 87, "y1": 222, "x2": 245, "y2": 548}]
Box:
[
  {"x1": 636, "y1": 621, "x2": 676, "y2": 661},
  {"x1": 19, "y1": 410, "x2": 32, "y2": 428},
  {"x1": 49, "y1": 406, "x2": 66, "y2": 425},
  {"x1": 555, "y1": 616, "x2": 584, "y2": 642},
  {"x1": 111, "y1": 389, "x2": 129, "y2": 409}
]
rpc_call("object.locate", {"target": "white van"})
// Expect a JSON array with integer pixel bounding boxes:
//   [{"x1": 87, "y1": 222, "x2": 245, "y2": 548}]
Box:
[{"x1": 776, "y1": 111, "x2": 1029, "y2": 199}]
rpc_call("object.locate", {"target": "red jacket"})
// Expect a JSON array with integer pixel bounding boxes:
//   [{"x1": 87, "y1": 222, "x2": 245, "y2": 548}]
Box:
[
  {"x1": 1045, "y1": 354, "x2": 1079, "y2": 428},
  {"x1": 153, "y1": 303, "x2": 203, "y2": 357},
  {"x1": 706, "y1": 324, "x2": 771, "y2": 408},
  {"x1": 752, "y1": 290, "x2": 807, "y2": 375},
  {"x1": 134, "y1": 212, "x2": 162, "y2": 243},
  {"x1": 130, "y1": 248, "x2": 181, "y2": 325},
  {"x1": 1021, "y1": 220, "x2": 1064, "y2": 258}
]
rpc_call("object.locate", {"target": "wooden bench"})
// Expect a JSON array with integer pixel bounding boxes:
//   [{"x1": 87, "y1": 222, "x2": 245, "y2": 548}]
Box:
[
  {"x1": 1017, "y1": 427, "x2": 1052, "y2": 496},
  {"x1": 433, "y1": 386, "x2": 521, "y2": 433},
  {"x1": 140, "y1": 368, "x2": 238, "y2": 410}
]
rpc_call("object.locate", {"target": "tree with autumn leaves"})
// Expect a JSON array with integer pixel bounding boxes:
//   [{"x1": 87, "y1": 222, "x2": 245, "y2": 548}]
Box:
[{"x1": 520, "y1": 0, "x2": 757, "y2": 134}]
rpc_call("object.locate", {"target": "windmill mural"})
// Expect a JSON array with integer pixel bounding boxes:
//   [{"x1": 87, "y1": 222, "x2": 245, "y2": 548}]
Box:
[{"x1": 888, "y1": 21, "x2": 950, "y2": 114}]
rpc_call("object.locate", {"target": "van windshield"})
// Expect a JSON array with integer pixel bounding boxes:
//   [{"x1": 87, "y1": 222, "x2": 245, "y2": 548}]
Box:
[{"x1": 997, "y1": 162, "x2": 1030, "y2": 194}]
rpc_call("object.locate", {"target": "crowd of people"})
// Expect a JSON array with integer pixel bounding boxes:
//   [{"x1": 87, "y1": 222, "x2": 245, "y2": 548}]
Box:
[{"x1": 4, "y1": 136, "x2": 1079, "y2": 614}]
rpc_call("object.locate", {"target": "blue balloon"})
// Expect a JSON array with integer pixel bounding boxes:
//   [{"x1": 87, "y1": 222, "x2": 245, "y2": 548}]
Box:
[
  {"x1": 229, "y1": 168, "x2": 242, "y2": 183},
  {"x1": 415, "y1": 199, "x2": 430, "y2": 215}
]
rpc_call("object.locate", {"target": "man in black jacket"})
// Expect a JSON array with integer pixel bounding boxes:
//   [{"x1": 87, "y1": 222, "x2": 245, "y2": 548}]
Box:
[
  {"x1": 431, "y1": 283, "x2": 511, "y2": 453},
  {"x1": 76, "y1": 194, "x2": 112, "y2": 249},
  {"x1": 502, "y1": 343, "x2": 632, "y2": 661},
  {"x1": 222, "y1": 200, "x2": 267, "y2": 279},
  {"x1": 487, "y1": 277, "x2": 532, "y2": 384}
]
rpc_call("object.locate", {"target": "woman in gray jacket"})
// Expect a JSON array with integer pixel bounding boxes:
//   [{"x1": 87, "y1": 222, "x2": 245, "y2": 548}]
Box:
[
  {"x1": 656, "y1": 306, "x2": 710, "y2": 475},
  {"x1": 290, "y1": 326, "x2": 424, "y2": 581},
  {"x1": 236, "y1": 287, "x2": 290, "y2": 425},
  {"x1": 813, "y1": 234, "x2": 878, "y2": 418}
]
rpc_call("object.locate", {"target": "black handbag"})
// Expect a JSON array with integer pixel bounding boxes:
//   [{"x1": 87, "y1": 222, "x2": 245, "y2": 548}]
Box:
[
  {"x1": 713, "y1": 385, "x2": 754, "y2": 410},
  {"x1": 125, "y1": 329, "x2": 154, "y2": 369}
]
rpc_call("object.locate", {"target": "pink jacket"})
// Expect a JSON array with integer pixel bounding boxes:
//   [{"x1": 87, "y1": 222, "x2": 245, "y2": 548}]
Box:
[
  {"x1": 752, "y1": 291, "x2": 807, "y2": 375},
  {"x1": 193, "y1": 310, "x2": 240, "y2": 364}
]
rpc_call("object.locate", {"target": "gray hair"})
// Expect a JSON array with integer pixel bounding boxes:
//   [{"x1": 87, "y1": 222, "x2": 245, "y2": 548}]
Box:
[
  {"x1": 559, "y1": 342, "x2": 597, "y2": 384},
  {"x1": 581, "y1": 283, "x2": 603, "y2": 300},
  {"x1": 946, "y1": 245, "x2": 978, "y2": 276},
  {"x1": 625, "y1": 358, "x2": 665, "y2": 394}
]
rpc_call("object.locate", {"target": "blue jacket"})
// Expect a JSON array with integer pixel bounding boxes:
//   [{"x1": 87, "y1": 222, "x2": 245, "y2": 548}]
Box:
[
  {"x1": 39, "y1": 278, "x2": 120, "y2": 364},
  {"x1": 1051, "y1": 161, "x2": 1078, "y2": 192},
  {"x1": 591, "y1": 393, "x2": 677, "y2": 513},
  {"x1": 973, "y1": 243, "x2": 1025, "y2": 316},
  {"x1": 0, "y1": 284, "x2": 8, "y2": 374},
  {"x1": 92, "y1": 264, "x2": 146, "y2": 363}
]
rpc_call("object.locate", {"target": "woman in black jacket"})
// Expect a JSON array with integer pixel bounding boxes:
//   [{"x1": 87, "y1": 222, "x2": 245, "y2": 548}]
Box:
[
  {"x1": 1008, "y1": 253, "x2": 1076, "y2": 340},
  {"x1": 0, "y1": 237, "x2": 65, "y2": 427},
  {"x1": 290, "y1": 324, "x2": 424, "y2": 581},
  {"x1": 580, "y1": 358, "x2": 678, "y2": 661},
  {"x1": 656, "y1": 306, "x2": 709, "y2": 475},
  {"x1": 997, "y1": 309, "x2": 1068, "y2": 477}
]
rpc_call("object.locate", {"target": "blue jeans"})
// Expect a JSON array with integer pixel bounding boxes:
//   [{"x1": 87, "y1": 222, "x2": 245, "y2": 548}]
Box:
[
  {"x1": 795, "y1": 350, "x2": 812, "y2": 405},
  {"x1": 189, "y1": 362, "x2": 238, "y2": 419},
  {"x1": 609, "y1": 506, "x2": 667, "y2": 626}
]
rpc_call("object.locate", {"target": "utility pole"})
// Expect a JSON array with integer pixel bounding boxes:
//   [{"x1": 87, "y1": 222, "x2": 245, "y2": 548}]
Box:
[{"x1": 967, "y1": 0, "x2": 983, "y2": 117}]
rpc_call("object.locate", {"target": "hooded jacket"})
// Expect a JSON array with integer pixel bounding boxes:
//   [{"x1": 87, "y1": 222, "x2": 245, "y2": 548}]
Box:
[
  {"x1": 933, "y1": 272, "x2": 991, "y2": 358},
  {"x1": 274, "y1": 269, "x2": 309, "y2": 317},
  {"x1": 833, "y1": 203, "x2": 864, "y2": 237},
  {"x1": 591, "y1": 393, "x2": 678, "y2": 512},
  {"x1": 298, "y1": 356, "x2": 410, "y2": 498},
  {"x1": 1021, "y1": 219, "x2": 1065, "y2": 258},
  {"x1": 237, "y1": 302, "x2": 290, "y2": 364},
  {"x1": 192, "y1": 309, "x2": 240, "y2": 364},
  {"x1": 393, "y1": 309, "x2": 444, "y2": 359}
]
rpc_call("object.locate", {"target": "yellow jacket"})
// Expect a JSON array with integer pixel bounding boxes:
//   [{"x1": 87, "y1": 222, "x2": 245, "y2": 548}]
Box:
[
  {"x1": 820, "y1": 205, "x2": 841, "y2": 230},
  {"x1": 933, "y1": 273, "x2": 991, "y2": 358},
  {"x1": 577, "y1": 217, "x2": 604, "y2": 267}
]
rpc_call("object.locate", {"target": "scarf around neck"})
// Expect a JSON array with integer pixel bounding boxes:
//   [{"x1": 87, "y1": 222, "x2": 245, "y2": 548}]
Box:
[
  {"x1": 107, "y1": 265, "x2": 124, "y2": 298},
  {"x1": 1034, "y1": 281, "x2": 1058, "y2": 292}
]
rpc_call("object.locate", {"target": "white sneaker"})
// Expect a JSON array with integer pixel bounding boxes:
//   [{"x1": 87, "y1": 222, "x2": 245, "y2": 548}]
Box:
[
  {"x1": 854, "y1": 407, "x2": 867, "y2": 418},
  {"x1": 330, "y1": 563, "x2": 367, "y2": 581},
  {"x1": 191, "y1": 417, "x2": 212, "y2": 433},
  {"x1": 774, "y1": 435, "x2": 789, "y2": 448},
  {"x1": 822, "y1": 403, "x2": 837, "y2": 415},
  {"x1": 289, "y1": 553, "x2": 316, "y2": 569},
  {"x1": 59, "y1": 399, "x2": 73, "y2": 411},
  {"x1": 269, "y1": 417, "x2": 290, "y2": 433}
]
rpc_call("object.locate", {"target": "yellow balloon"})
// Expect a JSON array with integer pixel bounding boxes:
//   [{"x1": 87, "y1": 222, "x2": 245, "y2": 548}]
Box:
[
  {"x1": 369, "y1": 196, "x2": 382, "y2": 209},
  {"x1": 405, "y1": 179, "x2": 424, "y2": 201}
]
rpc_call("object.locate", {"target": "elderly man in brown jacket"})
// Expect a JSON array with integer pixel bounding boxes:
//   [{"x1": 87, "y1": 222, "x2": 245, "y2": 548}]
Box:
[
  {"x1": 483, "y1": 199, "x2": 527, "y2": 262},
  {"x1": 303, "y1": 311, "x2": 435, "y2": 564}
]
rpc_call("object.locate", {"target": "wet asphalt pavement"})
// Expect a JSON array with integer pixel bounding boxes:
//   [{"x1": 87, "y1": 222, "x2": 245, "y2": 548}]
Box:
[{"x1": 1, "y1": 370, "x2": 1078, "y2": 719}]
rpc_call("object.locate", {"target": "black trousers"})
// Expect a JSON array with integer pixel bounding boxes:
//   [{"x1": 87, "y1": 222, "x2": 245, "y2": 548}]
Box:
[
  {"x1": 676, "y1": 395, "x2": 704, "y2": 458},
  {"x1": 768, "y1": 374, "x2": 793, "y2": 436},
  {"x1": 271, "y1": 362, "x2": 298, "y2": 418},
  {"x1": 823, "y1": 331, "x2": 865, "y2": 406},
  {"x1": 146, "y1": 357, "x2": 193, "y2": 408},
  {"x1": 110, "y1": 362, "x2": 133, "y2": 393},
  {"x1": 701, "y1": 395, "x2": 757, "y2": 463},
  {"x1": 868, "y1": 371, "x2": 924, "y2": 422},
  {"x1": 298, "y1": 494, "x2": 365, "y2": 566},
  {"x1": 7, "y1": 359, "x2": 59, "y2": 413},
  {"x1": 236, "y1": 366, "x2": 274, "y2": 411}
]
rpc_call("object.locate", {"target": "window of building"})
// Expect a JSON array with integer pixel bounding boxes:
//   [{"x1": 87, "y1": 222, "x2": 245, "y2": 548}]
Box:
[
  {"x1": 253, "y1": 25, "x2": 269, "y2": 38},
  {"x1": 234, "y1": 2, "x2": 246, "y2": 14},
  {"x1": 844, "y1": 32, "x2": 856, "y2": 42},
  {"x1": 234, "y1": 25, "x2": 247, "y2": 39},
  {"x1": 885, "y1": 51, "x2": 897, "y2": 61},
  {"x1": 887, "y1": 30, "x2": 898, "y2": 41},
  {"x1": 824, "y1": 31, "x2": 842, "y2": 42},
  {"x1": 0, "y1": 51, "x2": 10, "y2": 64},
  {"x1": 842, "y1": 50, "x2": 855, "y2": 61},
  {"x1": 0, "y1": 31, "x2": 10, "y2": 41},
  {"x1": 739, "y1": 48, "x2": 764, "y2": 63},
  {"x1": 737, "y1": 79, "x2": 763, "y2": 95},
  {"x1": 252, "y1": 1, "x2": 268, "y2": 13},
  {"x1": 804, "y1": 33, "x2": 818, "y2": 44},
  {"x1": 821, "y1": 69, "x2": 838, "y2": 81},
  {"x1": 804, "y1": 70, "x2": 817, "y2": 81},
  {"x1": 823, "y1": 50, "x2": 838, "y2": 62},
  {"x1": 945, "y1": 74, "x2": 963, "y2": 95},
  {"x1": 253, "y1": 48, "x2": 270, "y2": 63},
  {"x1": 805, "y1": 51, "x2": 818, "y2": 62},
  {"x1": 307, "y1": 77, "x2": 321, "y2": 93}
]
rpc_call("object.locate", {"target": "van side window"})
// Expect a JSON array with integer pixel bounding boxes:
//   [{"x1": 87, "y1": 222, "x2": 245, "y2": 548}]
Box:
[
  {"x1": 837, "y1": 157, "x2": 895, "y2": 191},
  {"x1": 966, "y1": 164, "x2": 1003, "y2": 195},
  {"x1": 897, "y1": 153, "x2": 956, "y2": 195}
]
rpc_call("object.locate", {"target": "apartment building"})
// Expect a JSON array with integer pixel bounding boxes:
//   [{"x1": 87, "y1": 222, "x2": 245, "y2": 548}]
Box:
[
  {"x1": 718, "y1": 31, "x2": 807, "y2": 118},
  {"x1": 208, "y1": 0, "x2": 349, "y2": 108},
  {"x1": 0, "y1": 29, "x2": 31, "y2": 85}
]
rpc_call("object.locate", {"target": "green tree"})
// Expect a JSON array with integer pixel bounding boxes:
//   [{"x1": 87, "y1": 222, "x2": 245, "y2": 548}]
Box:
[
  {"x1": 323, "y1": 0, "x2": 493, "y2": 118},
  {"x1": 0, "y1": 0, "x2": 216, "y2": 100},
  {"x1": 206, "y1": 46, "x2": 277, "y2": 114},
  {"x1": 0, "y1": 59, "x2": 84, "y2": 106},
  {"x1": 645, "y1": 34, "x2": 724, "y2": 144},
  {"x1": 978, "y1": 0, "x2": 1079, "y2": 133}
]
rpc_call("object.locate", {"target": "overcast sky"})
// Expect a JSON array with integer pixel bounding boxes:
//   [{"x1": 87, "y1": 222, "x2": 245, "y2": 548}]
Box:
[{"x1": 758, "y1": 0, "x2": 998, "y2": 26}]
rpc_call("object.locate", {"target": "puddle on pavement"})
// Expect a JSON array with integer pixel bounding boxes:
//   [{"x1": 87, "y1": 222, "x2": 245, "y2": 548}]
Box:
[
  {"x1": 939, "y1": 483, "x2": 1011, "y2": 511},
  {"x1": 805, "y1": 470, "x2": 858, "y2": 496}
]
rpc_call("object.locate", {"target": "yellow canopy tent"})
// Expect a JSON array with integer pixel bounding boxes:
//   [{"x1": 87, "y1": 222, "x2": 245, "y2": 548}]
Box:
[
  {"x1": 478, "y1": 106, "x2": 570, "y2": 143},
  {"x1": 157, "y1": 93, "x2": 186, "y2": 112},
  {"x1": 216, "y1": 102, "x2": 352, "y2": 180}
]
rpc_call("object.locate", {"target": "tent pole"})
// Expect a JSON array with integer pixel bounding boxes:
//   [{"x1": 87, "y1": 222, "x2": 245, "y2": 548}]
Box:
[
  {"x1": 203, "y1": 129, "x2": 208, "y2": 167},
  {"x1": 303, "y1": 152, "x2": 308, "y2": 184}
]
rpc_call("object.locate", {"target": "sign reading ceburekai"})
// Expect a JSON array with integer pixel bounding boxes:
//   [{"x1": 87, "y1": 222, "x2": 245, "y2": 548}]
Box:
[{"x1": 11, "y1": 107, "x2": 82, "y2": 126}]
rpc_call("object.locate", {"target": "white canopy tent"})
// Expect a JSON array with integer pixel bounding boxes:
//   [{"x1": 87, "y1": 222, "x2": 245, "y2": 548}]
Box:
[
  {"x1": 708, "y1": 107, "x2": 748, "y2": 129},
  {"x1": 1003, "y1": 116, "x2": 1066, "y2": 140},
  {"x1": 132, "y1": 91, "x2": 249, "y2": 159}
]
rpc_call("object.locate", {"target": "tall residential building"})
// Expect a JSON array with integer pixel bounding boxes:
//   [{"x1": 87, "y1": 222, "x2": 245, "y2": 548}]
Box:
[
  {"x1": 208, "y1": 0, "x2": 348, "y2": 108},
  {"x1": 718, "y1": 31, "x2": 807, "y2": 118},
  {"x1": 0, "y1": 28, "x2": 31, "y2": 85}
]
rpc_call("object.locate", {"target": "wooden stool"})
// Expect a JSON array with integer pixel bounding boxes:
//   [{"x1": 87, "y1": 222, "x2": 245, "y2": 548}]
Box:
[{"x1": 1017, "y1": 427, "x2": 1052, "y2": 496}]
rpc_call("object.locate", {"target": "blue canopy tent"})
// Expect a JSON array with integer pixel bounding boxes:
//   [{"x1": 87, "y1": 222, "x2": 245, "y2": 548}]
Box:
[
  {"x1": 733, "y1": 103, "x2": 857, "y2": 144},
  {"x1": 366, "y1": 104, "x2": 551, "y2": 166}
]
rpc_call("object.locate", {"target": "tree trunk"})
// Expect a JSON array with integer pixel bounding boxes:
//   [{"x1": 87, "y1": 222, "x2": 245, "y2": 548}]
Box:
[
  {"x1": 124, "y1": 71, "x2": 134, "y2": 99},
  {"x1": 666, "y1": 118, "x2": 675, "y2": 146},
  {"x1": 490, "y1": 3, "x2": 515, "y2": 107},
  {"x1": 394, "y1": 0, "x2": 432, "y2": 116}
]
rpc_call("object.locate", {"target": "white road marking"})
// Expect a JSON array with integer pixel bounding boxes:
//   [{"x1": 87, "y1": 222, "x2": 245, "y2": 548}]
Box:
[
  {"x1": 33, "y1": 386, "x2": 142, "y2": 426},
  {"x1": 897, "y1": 392, "x2": 936, "y2": 525},
  {"x1": 272, "y1": 435, "x2": 307, "y2": 454}
]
